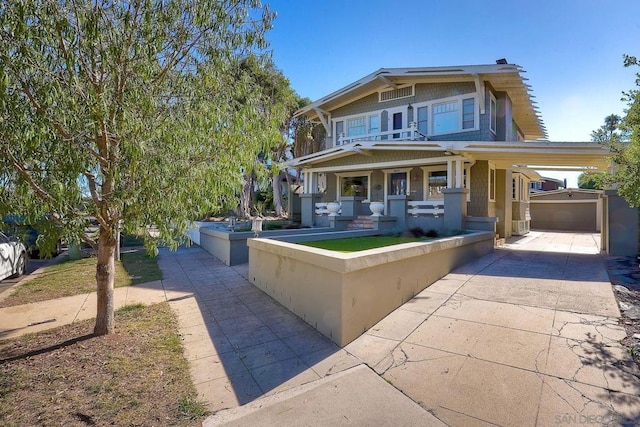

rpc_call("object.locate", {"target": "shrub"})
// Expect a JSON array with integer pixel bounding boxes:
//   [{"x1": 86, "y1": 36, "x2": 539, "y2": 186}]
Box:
[
  {"x1": 425, "y1": 229, "x2": 439, "y2": 238},
  {"x1": 408, "y1": 227, "x2": 425, "y2": 237}
]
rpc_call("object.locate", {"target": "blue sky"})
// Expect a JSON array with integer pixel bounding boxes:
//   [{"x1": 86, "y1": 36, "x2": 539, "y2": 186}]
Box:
[{"x1": 264, "y1": 0, "x2": 640, "y2": 186}]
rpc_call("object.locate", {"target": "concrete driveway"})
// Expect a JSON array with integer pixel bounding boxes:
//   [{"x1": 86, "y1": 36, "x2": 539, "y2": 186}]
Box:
[
  {"x1": 172, "y1": 231, "x2": 639, "y2": 426},
  {"x1": 344, "y1": 231, "x2": 639, "y2": 426}
]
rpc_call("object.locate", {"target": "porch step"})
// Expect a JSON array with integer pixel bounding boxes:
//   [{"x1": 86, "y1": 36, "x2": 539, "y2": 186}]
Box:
[
  {"x1": 347, "y1": 216, "x2": 375, "y2": 230},
  {"x1": 495, "y1": 237, "x2": 506, "y2": 247}
]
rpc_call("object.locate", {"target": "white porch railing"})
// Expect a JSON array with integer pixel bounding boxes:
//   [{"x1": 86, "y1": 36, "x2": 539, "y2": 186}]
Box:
[
  {"x1": 407, "y1": 200, "x2": 444, "y2": 217},
  {"x1": 315, "y1": 202, "x2": 341, "y2": 215},
  {"x1": 337, "y1": 122, "x2": 427, "y2": 146}
]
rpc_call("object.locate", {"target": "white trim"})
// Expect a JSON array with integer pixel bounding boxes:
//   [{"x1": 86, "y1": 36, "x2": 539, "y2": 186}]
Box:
[
  {"x1": 382, "y1": 167, "x2": 413, "y2": 199},
  {"x1": 378, "y1": 84, "x2": 414, "y2": 102},
  {"x1": 465, "y1": 165, "x2": 472, "y2": 202},
  {"x1": 473, "y1": 74, "x2": 486, "y2": 115},
  {"x1": 427, "y1": 93, "x2": 479, "y2": 136},
  {"x1": 489, "y1": 92, "x2": 497, "y2": 134},
  {"x1": 512, "y1": 173, "x2": 520, "y2": 201},
  {"x1": 285, "y1": 139, "x2": 611, "y2": 170},
  {"x1": 489, "y1": 163, "x2": 496, "y2": 202},
  {"x1": 308, "y1": 155, "x2": 456, "y2": 174},
  {"x1": 335, "y1": 171, "x2": 373, "y2": 200},
  {"x1": 421, "y1": 165, "x2": 449, "y2": 200}
]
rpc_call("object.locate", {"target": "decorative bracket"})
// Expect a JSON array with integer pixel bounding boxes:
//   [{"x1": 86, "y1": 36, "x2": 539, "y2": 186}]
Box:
[
  {"x1": 473, "y1": 74, "x2": 486, "y2": 115},
  {"x1": 313, "y1": 107, "x2": 332, "y2": 136}
]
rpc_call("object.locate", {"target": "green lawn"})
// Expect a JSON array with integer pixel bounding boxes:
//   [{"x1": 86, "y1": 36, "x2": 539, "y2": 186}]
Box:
[
  {"x1": 300, "y1": 236, "x2": 430, "y2": 252},
  {"x1": 0, "y1": 248, "x2": 162, "y2": 308}
]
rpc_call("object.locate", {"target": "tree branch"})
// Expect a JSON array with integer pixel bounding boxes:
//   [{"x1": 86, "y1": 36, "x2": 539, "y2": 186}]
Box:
[{"x1": 7, "y1": 151, "x2": 57, "y2": 205}]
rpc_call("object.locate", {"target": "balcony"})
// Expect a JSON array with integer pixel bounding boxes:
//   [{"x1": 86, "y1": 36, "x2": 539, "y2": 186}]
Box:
[{"x1": 336, "y1": 122, "x2": 427, "y2": 146}]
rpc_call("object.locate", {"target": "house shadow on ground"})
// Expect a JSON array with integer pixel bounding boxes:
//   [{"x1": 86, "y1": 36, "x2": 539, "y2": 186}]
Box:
[{"x1": 157, "y1": 246, "x2": 359, "y2": 410}]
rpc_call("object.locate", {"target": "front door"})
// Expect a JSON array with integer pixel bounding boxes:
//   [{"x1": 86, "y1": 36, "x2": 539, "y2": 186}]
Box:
[
  {"x1": 392, "y1": 111, "x2": 403, "y2": 139},
  {"x1": 381, "y1": 109, "x2": 404, "y2": 140}
]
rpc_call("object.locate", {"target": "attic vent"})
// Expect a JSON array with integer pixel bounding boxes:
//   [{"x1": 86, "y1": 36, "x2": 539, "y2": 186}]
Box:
[{"x1": 379, "y1": 85, "x2": 414, "y2": 102}]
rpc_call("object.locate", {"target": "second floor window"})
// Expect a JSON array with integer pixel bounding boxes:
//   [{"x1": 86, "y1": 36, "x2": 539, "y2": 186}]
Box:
[
  {"x1": 432, "y1": 97, "x2": 476, "y2": 135},
  {"x1": 433, "y1": 101, "x2": 458, "y2": 134},
  {"x1": 417, "y1": 106, "x2": 428, "y2": 135},
  {"x1": 462, "y1": 98, "x2": 475, "y2": 129},
  {"x1": 347, "y1": 117, "x2": 366, "y2": 137},
  {"x1": 369, "y1": 116, "x2": 379, "y2": 135}
]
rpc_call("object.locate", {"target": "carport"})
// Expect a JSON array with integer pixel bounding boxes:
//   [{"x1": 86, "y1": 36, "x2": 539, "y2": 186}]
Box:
[{"x1": 461, "y1": 141, "x2": 637, "y2": 256}]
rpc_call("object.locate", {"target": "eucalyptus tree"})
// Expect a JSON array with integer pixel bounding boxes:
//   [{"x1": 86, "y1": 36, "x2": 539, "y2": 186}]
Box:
[
  {"x1": 233, "y1": 55, "x2": 295, "y2": 218},
  {"x1": 596, "y1": 55, "x2": 640, "y2": 205},
  {"x1": 579, "y1": 114, "x2": 626, "y2": 190},
  {"x1": 0, "y1": 0, "x2": 276, "y2": 335},
  {"x1": 612, "y1": 55, "x2": 640, "y2": 206}
]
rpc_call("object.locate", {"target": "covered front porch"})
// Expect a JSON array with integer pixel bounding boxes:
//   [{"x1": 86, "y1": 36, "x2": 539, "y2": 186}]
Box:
[
  {"x1": 288, "y1": 140, "x2": 612, "y2": 239},
  {"x1": 300, "y1": 154, "x2": 472, "y2": 233}
]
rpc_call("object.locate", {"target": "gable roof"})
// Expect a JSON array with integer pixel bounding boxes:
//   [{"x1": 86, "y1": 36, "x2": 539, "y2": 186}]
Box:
[{"x1": 295, "y1": 63, "x2": 547, "y2": 140}]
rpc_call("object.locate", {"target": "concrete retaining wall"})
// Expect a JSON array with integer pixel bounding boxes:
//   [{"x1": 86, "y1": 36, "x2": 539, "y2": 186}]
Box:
[
  {"x1": 199, "y1": 226, "x2": 334, "y2": 266},
  {"x1": 248, "y1": 231, "x2": 495, "y2": 346}
]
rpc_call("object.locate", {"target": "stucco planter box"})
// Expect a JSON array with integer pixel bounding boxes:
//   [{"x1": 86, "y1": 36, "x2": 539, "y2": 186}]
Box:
[
  {"x1": 199, "y1": 225, "x2": 334, "y2": 266},
  {"x1": 248, "y1": 231, "x2": 495, "y2": 346}
]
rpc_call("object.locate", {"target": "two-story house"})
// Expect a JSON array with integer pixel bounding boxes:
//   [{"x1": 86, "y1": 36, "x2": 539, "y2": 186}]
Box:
[{"x1": 287, "y1": 61, "x2": 610, "y2": 238}]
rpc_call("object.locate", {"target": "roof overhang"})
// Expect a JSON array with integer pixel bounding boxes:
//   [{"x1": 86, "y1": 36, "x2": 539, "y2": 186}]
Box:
[
  {"x1": 286, "y1": 140, "x2": 611, "y2": 173},
  {"x1": 294, "y1": 63, "x2": 546, "y2": 140}
]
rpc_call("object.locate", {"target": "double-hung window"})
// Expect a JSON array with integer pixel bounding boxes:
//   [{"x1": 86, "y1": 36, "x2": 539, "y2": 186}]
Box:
[
  {"x1": 368, "y1": 115, "x2": 379, "y2": 138},
  {"x1": 490, "y1": 93, "x2": 497, "y2": 134},
  {"x1": 432, "y1": 101, "x2": 458, "y2": 134},
  {"x1": 462, "y1": 98, "x2": 475, "y2": 129},
  {"x1": 431, "y1": 96, "x2": 476, "y2": 135},
  {"x1": 417, "y1": 106, "x2": 428, "y2": 136},
  {"x1": 347, "y1": 117, "x2": 366, "y2": 138}
]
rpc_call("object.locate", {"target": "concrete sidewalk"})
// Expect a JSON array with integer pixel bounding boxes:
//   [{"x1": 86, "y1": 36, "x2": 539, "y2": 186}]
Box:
[
  {"x1": 1, "y1": 231, "x2": 638, "y2": 426},
  {"x1": 0, "y1": 278, "x2": 168, "y2": 340}
]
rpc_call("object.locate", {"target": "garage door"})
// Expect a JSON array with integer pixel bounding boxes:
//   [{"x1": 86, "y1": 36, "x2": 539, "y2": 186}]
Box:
[{"x1": 530, "y1": 201, "x2": 598, "y2": 232}]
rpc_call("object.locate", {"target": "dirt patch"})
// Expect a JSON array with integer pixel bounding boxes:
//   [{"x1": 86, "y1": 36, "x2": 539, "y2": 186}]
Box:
[
  {"x1": 0, "y1": 303, "x2": 207, "y2": 426},
  {"x1": 606, "y1": 256, "x2": 640, "y2": 367}
]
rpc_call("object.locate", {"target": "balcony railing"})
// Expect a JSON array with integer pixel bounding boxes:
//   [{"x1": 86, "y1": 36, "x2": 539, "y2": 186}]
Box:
[{"x1": 337, "y1": 122, "x2": 427, "y2": 146}]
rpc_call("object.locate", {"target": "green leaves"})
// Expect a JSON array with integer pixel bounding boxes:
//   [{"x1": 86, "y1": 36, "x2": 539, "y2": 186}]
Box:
[
  {"x1": 0, "y1": 0, "x2": 278, "y2": 252},
  {"x1": 606, "y1": 55, "x2": 640, "y2": 207}
]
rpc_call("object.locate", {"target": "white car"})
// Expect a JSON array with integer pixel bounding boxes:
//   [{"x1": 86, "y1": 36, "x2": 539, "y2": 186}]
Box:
[{"x1": 0, "y1": 231, "x2": 27, "y2": 281}]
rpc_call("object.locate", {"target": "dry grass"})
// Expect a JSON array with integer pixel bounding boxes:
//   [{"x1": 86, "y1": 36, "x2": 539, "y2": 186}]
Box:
[
  {"x1": 0, "y1": 303, "x2": 208, "y2": 426},
  {"x1": 0, "y1": 249, "x2": 162, "y2": 308}
]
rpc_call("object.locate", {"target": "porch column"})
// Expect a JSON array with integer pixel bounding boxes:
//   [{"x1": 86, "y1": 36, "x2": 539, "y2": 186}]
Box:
[
  {"x1": 300, "y1": 193, "x2": 323, "y2": 227},
  {"x1": 455, "y1": 159, "x2": 463, "y2": 188},
  {"x1": 388, "y1": 195, "x2": 408, "y2": 229},
  {"x1": 447, "y1": 159, "x2": 465, "y2": 189},
  {"x1": 495, "y1": 169, "x2": 513, "y2": 238},
  {"x1": 443, "y1": 188, "x2": 469, "y2": 231},
  {"x1": 302, "y1": 170, "x2": 320, "y2": 194}
]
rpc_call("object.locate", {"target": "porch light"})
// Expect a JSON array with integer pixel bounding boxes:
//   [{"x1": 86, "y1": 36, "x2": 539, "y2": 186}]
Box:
[
  {"x1": 252, "y1": 217, "x2": 263, "y2": 237},
  {"x1": 228, "y1": 214, "x2": 237, "y2": 232}
]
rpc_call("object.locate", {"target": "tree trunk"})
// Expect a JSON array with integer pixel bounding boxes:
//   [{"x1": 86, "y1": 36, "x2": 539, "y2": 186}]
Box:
[
  {"x1": 94, "y1": 227, "x2": 116, "y2": 335},
  {"x1": 272, "y1": 171, "x2": 284, "y2": 217},
  {"x1": 239, "y1": 172, "x2": 254, "y2": 217}
]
